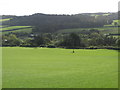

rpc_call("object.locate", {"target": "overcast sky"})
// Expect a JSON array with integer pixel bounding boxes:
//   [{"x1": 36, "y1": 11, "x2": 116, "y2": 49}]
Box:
[{"x1": 0, "y1": 0, "x2": 119, "y2": 16}]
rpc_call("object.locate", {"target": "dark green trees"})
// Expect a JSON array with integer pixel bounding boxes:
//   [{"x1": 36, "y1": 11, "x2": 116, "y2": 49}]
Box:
[
  {"x1": 2, "y1": 32, "x2": 119, "y2": 49},
  {"x1": 30, "y1": 35, "x2": 45, "y2": 47},
  {"x1": 2, "y1": 34, "x2": 21, "y2": 46},
  {"x1": 58, "y1": 33, "x2": 81, "y2": 49}
]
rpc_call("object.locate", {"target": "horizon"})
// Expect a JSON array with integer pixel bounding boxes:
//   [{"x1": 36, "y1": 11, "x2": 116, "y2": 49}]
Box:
[
  {"x1": 0, "y1": 11, "x2": 118, "y2": 16},
  {"x1": 0, "y1": 0, "x2": 119, "y2": 16}
]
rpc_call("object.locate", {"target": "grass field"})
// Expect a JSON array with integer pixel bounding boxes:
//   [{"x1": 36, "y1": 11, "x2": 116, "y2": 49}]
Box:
[
  {"x1": 0, "y1": 47, "x2": 2, "y2": 89},
  {"x1": 57, "y1": 27, "x2": 118, "y2": 34},
  {"x1": 1, "y1": 28, "x2": 32, "y2": 35},
  {"x1": 0, "y1": 25, "x2": 32, "y2": 34},
  {"x1": 0, "y1": 18, "x2": 32, "y2": 34},
  {"x1": 0, "y1": 26, "x2": 31, "y2": 31},
  {"x1": 0, "y1": 18, "x2": 11, "y2": 22},
  {"x1": 2, "y1": 47, "x2": 118, "y2": 88}
]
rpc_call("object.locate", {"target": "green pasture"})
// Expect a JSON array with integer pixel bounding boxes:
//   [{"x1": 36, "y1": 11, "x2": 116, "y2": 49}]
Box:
[
  {"x1": 0, "y1": 25, "x2": 9, "y2": 28},
  {"x1": 0, "y1": 47, "x2": 2, "y2": 89},
  {"x1": 0, "y1": 26, "x2": 31, "y2": 31},
  {"x1": 0, "y1": 25, "x2": 32, "y2": 34},
  {"x1": 2, "y1": 28, "x2": 32, "y2": 35},
  {"x1": 58, "y1": 27, "x2": 118, "y2": 34},
  {"x1": 0, "y1": 18, "x2": 11, "y2": 22},
  {"x1": 0, "y1": 18, "x2": 32, "y2": 33},
  {"x1": 2, "y1": 47, "x2": 118, "y2": 88},
  {"x1": 104, "y1": 20, "x2": 120, "y2": 27}
]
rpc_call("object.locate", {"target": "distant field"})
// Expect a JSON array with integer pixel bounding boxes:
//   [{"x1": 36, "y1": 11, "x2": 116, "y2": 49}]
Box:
[
  {"x1": 2, "y1": 47, "x2": 118, "y2": 88},
  {"x1": 0, "y1": 18, "x2": 11, "y2": 22},
  {"x1": 1, "y1": 26, "x2": 31, "y2": 31},
  {"x1": 2, "y1": 28, "x2": 32, "y2": 34},
  {"x1": 0, "y1": 25, "x2": 8, "y2": 28},
  {"x1": 104, "y1": 20, "x2": 120, "y2": 27},
  {"x1": 100, "y1": 28, "x2": 118, "y2": 34},
  {"x1": 0, "y1": 18, "x2": 32, "y2": 34},
  {"x1": 112, "y1": 20, "x2": 119, "y2": 24},
  {"x1": 57, "y1": 27, "x2": 118, "y2": 34},
  {"x1": 0, "y1": 25, "x2": 32, "y2": 34}
]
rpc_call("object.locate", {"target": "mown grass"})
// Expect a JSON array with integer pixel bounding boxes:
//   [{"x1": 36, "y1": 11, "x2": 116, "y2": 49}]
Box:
[
  {"x1": 0, "y1": 47, "x2": 2, "y2": 89},
  {"x1": 2, "y1": 47, "x2": 118, "y2": 88}
]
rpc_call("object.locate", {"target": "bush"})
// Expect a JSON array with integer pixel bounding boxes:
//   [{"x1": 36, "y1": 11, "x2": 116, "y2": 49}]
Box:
[{"x1": 47, "y1": 45, "x2": 56, "y2": 48}]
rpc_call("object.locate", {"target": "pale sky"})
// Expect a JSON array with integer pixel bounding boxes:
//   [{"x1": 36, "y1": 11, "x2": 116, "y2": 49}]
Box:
[{"x1": 0, "y1": 0, "x2": 119, "y2": 16}]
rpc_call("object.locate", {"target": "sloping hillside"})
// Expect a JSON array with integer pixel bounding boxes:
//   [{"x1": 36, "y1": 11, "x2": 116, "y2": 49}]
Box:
[{"x1": 2, "y1": 12, "x2": 118, "y2": 33}]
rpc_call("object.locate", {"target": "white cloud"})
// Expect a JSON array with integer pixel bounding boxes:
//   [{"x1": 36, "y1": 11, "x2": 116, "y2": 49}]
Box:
[{"x1": 0, "y1": 0, "x2": 119, "y2": 15}]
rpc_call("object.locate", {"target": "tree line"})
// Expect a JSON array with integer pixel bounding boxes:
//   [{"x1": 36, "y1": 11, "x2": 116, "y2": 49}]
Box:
[{"x1": 2, "y1": 31, "x2": 119, "y2": 49}]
